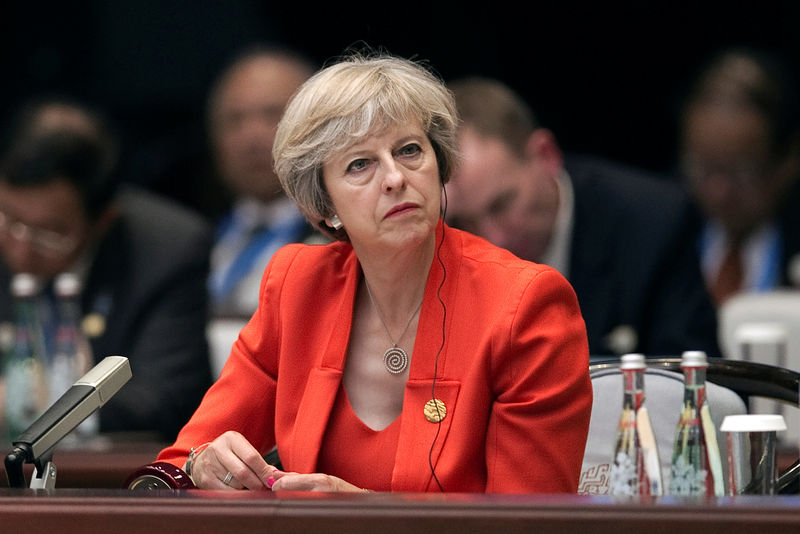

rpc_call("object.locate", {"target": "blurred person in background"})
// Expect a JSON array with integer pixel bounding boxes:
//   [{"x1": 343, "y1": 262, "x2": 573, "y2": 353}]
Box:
[
  {"x1": 446, "y1": 77, "x2": 720, "y2": 358},
  {"x1": 677, "y1": 46, "x2": 800, "y2": 307},
  {"x1": 206, "y1": 44, "x2": 324, "y2": 319},
  {"x1": 0, "y1": 97, "x2": 213, "y2": 441}
]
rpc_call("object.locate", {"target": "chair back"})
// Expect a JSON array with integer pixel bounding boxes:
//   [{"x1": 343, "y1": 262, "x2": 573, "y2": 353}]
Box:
[
  {"x1": 206, "y1": 317, "x2": 248, "y2": 378},
  {"x1": 718, "y1": 289, "x2": 800, "y2": 445}
]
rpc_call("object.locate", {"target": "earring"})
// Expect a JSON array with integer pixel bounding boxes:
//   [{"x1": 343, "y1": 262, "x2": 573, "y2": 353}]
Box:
[{"x1": 328, "y1": 214, "x2": 343, "y2": 230}]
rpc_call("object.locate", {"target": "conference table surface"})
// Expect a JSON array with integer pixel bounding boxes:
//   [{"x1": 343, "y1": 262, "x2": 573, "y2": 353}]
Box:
[
  {"x1": 1, "y1": 438, "x2": 798, "y2": 533},
  {"x1": 1, "y1": 487, "x2": 799, "y2": 534}
]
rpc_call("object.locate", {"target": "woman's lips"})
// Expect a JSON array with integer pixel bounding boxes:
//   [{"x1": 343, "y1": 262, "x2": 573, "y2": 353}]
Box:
[{"x1": 385, "y1": 203, "x2": 417, "y2": 219}]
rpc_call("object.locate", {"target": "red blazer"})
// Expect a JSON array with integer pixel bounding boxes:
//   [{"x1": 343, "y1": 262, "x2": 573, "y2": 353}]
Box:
[{"x1": 158, "y1": 222, "x2": 592, "y2": 493}]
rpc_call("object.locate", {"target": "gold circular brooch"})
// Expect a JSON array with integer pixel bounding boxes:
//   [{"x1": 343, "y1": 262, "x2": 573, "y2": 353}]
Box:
[{"x1": 424, "y1": 399, "x2": 447, "y2": 423}]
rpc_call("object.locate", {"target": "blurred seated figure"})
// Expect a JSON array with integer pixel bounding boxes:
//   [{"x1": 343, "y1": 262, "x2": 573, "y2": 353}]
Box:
[
  {"x1": 676, "y1": 46, "x2": 800, "y2": 308},
  {"x1": 446, "y1": 77, "x2": 719, "y2": 357},
  {"x1": 206, "y1": 44, "x2": 324, "y2": 319},
  {"x1": 0, "y1": 97, "x2": 213, "y2": 441}
]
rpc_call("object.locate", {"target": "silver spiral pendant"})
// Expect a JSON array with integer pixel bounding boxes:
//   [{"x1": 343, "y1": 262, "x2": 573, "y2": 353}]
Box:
[{"x1": 383, "y1": 346, "x2": 409, "y2": 374}]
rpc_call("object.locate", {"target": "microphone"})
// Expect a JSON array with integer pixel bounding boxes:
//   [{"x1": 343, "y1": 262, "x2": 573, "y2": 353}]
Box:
[{"x1": 5, "y1": 355, "x2": 132, "y2": 488}]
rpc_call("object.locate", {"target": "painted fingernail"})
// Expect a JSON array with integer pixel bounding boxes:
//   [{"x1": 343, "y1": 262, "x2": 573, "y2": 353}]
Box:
[{"x1": 267, "y1": 477, "x2": 275, "y2": 489}]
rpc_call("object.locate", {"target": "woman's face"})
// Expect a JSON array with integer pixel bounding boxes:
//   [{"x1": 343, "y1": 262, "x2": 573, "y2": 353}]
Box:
[{"x1": 322, "y1": 121, "x2": 442, "y2": 253}]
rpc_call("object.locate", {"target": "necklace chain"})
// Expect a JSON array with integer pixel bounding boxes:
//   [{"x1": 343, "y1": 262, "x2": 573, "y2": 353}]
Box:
[{"x1": 364, "y1": 280, "x2": 423, "y2": 374}]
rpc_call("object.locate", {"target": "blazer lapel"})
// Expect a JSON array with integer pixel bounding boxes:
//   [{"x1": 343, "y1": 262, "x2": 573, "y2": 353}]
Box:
[
  {"x1": 289, "y1": 367, "x2": 343, "y2": 473},
  {"x1": 392, "y1": 380, "x2": 460, "y2": 490},
  {"x1": 392, "y1": 221, "x2": 462, "y2": 490},
  {"x1": 287, "y1": 249, "x2": 359, "y2": 473}
]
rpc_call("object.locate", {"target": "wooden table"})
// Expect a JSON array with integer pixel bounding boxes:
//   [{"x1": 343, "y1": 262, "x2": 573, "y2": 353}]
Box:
[{"x1": 0, "y1": 489, "x2": 798, "y2": 534}]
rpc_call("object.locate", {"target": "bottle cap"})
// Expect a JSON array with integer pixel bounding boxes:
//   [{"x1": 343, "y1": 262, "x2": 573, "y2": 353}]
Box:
[
  {"x1": 620, "y1": 353, "x2": 646, "y2": 370},
  {"x1": 681, "y1": 350, "x2": 708, "y2": 367},
  {"x1": 10, "y1": 273, "x2": 39, "y2": 297},
  {"x1": 55, "y1": 272, "x2": 81, "y2": 297},
  {"x1": 720, "y1": 414, "x2": 787, "y2": 433}
]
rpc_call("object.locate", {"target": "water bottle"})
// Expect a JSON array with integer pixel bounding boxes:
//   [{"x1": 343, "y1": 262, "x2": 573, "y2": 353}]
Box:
[
  {"x1": 609, "y1": 353, "x2": 663, "y2": 496},
  {"x1": 3, "y1": 273, "x2": 49, "y2": 442},
  {"x1": 669, "y1": 350, "x2": 724, "y2": 496},
  {"x1": 52, "y1": 272, "x2": 98, "y2": 438}
]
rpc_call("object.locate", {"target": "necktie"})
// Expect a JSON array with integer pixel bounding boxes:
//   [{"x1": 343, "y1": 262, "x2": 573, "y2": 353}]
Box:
[{"x1": 712, "y1": 243, "x2": 743, "y2": 305}]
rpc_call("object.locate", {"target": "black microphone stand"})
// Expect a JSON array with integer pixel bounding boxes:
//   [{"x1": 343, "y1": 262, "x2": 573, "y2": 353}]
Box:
[
  {"x1": 3, "y1": 356, "x2": 131, "y2": 489},
  {"x1": 5, "y1": 443, "x2": 56, "y2": 489},
  {"x1": 4, "y1": 445, "x2": 28, "y2": 489}
]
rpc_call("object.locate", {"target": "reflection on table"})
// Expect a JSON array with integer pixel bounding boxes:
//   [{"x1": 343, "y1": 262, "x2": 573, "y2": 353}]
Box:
[{"x1": 0, "y1": 489, "x2": 799, "y2": 534}]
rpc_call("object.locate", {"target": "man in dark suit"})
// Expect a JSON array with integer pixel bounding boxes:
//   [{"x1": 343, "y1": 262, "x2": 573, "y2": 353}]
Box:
[
  {"x1": 0, "y1": 97, "x2": 213, "y2": 440},
  {"x1": 205, "y1": 45, "x2": 323, "y2": 320},
  {"x1": 676, "y1": 46, "x2": 800, "y2": 307},
  {"x1": 445, "y1": 77, "x2": 719, "y2": 357}
]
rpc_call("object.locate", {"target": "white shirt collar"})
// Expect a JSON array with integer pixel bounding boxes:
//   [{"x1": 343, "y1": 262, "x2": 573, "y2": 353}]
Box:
[
  {"x1": 232, "y1": 195, "x2": 302, "y2": 231},
  {"x1": 540, "y1": 170, "x2": 574, "y2": 276}
]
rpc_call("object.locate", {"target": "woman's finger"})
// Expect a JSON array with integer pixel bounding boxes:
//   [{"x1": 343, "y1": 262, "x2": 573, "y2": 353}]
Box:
[
  {"x1": 193, "y1": 431, "x2": 274, "y2": 490},
  {"x1": 270, "y1": 473, "x2": 363, "y2": 492}
]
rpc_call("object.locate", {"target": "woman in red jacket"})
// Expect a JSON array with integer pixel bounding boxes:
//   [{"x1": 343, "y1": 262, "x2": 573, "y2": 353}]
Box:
[{"x1": 157, "y1": 52, "x2": 592, "y2": 493}]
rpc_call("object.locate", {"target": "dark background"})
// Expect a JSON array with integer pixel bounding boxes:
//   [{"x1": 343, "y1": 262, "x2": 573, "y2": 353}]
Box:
[{"x1": 3, "y1": 1, "x2": 800, "y2": 214}]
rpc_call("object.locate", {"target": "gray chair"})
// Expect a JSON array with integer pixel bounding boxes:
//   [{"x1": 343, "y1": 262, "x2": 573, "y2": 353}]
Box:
[
  {"x1": 206, "y1": 317, "x2": 248, "y2": 379},
  {"x1": 717, "y1": 289, "x2": 800, "y2": 446},
  {"x1": 579, "y1": 357, "x2": 800, "y2": 495}
]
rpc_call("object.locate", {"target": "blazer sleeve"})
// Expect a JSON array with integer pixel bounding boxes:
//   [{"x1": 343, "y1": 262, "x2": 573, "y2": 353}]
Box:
[
  {"x1": 485, "y1": 267, "x2": 593, "y2": 493},
  {"x1": 155, "y1": 245, "x2": 299, "y2": 468}
]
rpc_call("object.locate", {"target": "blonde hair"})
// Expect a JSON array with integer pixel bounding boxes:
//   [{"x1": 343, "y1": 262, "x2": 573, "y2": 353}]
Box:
[{"x1": 273, "y1": 52, "x2": 459, "y2": 239}]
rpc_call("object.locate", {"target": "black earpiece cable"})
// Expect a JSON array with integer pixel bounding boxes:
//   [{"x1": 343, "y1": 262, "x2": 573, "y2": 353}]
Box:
[{"x1": 427, "y1": 189, "x2": 449, "y2": 492}]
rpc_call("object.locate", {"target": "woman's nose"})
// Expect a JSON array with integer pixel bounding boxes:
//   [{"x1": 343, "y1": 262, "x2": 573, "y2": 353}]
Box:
[{"x1": 381, "y1": 162, "x2": 407, "y2": 193}]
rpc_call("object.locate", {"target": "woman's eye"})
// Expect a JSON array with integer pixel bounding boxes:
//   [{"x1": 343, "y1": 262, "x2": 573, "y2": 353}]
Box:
[
  {"x1": 346, "y1": 159, "x2": 369, "y2": 173},
  {"x1": 398, "y1": 143, "x2": 421, "y2": 157}
]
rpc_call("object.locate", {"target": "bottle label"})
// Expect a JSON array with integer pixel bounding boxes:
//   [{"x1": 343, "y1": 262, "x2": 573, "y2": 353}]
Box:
[
  {"x1": 609, "y1": 403, "x2": 664, "y2": 497},
  {"x1": 609, "y1": 450, "x2": 638, "y2": 496},
  {"x1": 637, "y1": 406, "x2": 662, "y2": 495},
  {"x1": 700, "y1": 403, "x2": 725, "y2": 496},
  {"x1": 610, "y1": 406, "x2": 638, "y2": 496},
  {"x1": 670, "y1": 402, "x2": 709, "y2": 496},
  {"x1": 670, "y1": 454, "x2": 708, "y2": 495}
]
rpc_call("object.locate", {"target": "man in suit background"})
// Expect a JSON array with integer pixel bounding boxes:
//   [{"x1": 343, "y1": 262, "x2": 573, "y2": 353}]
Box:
[
  {"x1": 0, "y1": 97, "x2": 213, "y2": 441},
  {"x1": 676, "y1": 46, "x2": 800, "y2": 307},
  {"x1": 445, "y1": 77, "x2": 720, "y2": 357},
  {"x1": 205, "y1": 44, "x2": 323, "y2": 319}
]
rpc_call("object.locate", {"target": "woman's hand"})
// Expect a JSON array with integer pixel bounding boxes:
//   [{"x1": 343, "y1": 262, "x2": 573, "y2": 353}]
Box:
[
  {"x1": 185, "y1": 431, "x2": 279, "y2": 490},
  {"x1": 269, "y1": 472, "x2": 368, "y2": 492},
  {"x1": 184, "y1": 431, "x2": 368, "y2": 492}
]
